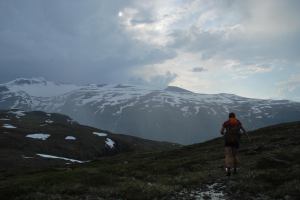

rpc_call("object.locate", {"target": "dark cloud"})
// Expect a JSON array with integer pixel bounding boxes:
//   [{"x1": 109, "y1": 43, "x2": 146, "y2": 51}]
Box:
[{"x1": 0, "y1": 0, "x2": 175, "y2": 84}]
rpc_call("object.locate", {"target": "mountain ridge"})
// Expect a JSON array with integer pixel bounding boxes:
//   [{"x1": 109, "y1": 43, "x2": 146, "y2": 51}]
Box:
[
  {"x1": 3, "y1": 77, "x2": 294, "y2": 100},
  {"x1": 1, "y1": 77, "x2": 300, "y2": 144}
]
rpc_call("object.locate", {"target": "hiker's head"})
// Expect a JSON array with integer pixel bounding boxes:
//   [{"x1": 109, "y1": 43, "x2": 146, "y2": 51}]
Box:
[{"x1": 229, "y1": 112, "x2": 236, "y2": 118}]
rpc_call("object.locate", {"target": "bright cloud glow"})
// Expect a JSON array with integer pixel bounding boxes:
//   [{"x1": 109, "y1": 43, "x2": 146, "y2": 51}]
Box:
[{"x1": 125, "y1": 0, "x2": 300, "y2": 100}]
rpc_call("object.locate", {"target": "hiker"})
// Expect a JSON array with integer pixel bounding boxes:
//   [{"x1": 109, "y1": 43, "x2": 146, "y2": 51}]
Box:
[{"x1": 220, "y1": 112, "x2": 247, "y2": 176}]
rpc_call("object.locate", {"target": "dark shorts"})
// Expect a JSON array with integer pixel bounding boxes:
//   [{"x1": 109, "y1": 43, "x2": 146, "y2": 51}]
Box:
[{"x1": 225, "y1": 142, "x2": 239, "y2": 149}]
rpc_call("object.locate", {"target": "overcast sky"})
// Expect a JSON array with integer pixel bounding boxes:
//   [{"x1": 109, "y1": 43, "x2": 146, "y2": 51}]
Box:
[{"x1": 0, "y1": 0, "x2": 300, "y2": 101}]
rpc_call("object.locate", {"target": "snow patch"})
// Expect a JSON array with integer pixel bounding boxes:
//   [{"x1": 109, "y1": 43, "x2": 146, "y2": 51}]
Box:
[
  {"x1": 251, "y1": 106, "x2": 262, "y2": 114},
  {"x1": 8, "y1": 110, "x2": 26, "y2": 118},
  {"x1": 45, "y1": 119, "x2": 54, "y2": 124},
  {"x1": 0, "y1": 118, "x2": 10, "y2": 121},
  {"x1": 65, "y1": 136, "x2": 76, "y2": 140},
  {"x1": 93, "y1": 132, "x2": 107, "y2": 137},
  {"x1": 194, "y1": 106, "x2": 201, "y2": 114},
  {"x1": 22, "y1": 155, "x2": 34, "y2": 159},
  {"x1": 181, "y1": 106, "x2": 189, "y2": 112},
  {"x1": 26, "y1": 133, "x2": 50, "y2": 140},
  {"x1": 105, "y1": 138, "x2": 115, "y2": 149},
  {"x1": 114, "y1": 101, "x2": 137, "y2": 115},
  {"x1": 2, "y1": 124, "x2": 17, "y2": 129},
  {"x1": 210, "y1": 108, "x2": 217, "y2": 115},
  {"x1": 222, "y1": 105, "x2": 230, "y2": 113},
  {"x1": 36, "y1": 153, "x2": 88, "y2": 163}
]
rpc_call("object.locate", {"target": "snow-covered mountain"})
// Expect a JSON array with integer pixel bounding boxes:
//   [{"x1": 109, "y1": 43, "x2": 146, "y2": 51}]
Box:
[
  {"x1": 1, "y1": 78, "x2": 300, "y2": 144},
  {"x1": 4, "y1": 77, "x2": 80, "y2": 97}
]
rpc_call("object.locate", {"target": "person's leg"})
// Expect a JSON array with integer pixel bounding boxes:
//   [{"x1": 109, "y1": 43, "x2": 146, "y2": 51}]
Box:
[
  {"x1": 224, "y1": 147, "x2": 233, "y2": 176},
  {"x1": 232, "y1": 147, "x2": 239, "y2": 174}
]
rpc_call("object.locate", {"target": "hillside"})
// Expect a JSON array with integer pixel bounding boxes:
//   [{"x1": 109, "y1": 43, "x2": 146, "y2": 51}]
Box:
[
  {"x1": 0, "y1": 109, "x2": 179, "y2": 172},
  {"x1": 0, "y1": 121, "x2": 299, "y2": 199},
  {"x1": 1, "y1": 78, "x2": 300, "y2": 144}
]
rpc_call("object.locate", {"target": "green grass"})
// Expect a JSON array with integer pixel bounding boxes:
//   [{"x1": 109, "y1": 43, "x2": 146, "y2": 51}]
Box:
[{"x1": 1, "y1": 122, "x2": 300, "y2": 199}]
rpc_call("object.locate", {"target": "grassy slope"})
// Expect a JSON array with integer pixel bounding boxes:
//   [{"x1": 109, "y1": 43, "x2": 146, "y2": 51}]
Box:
[
  {"x1": 0, "y1": 122, "x2": 300, "y2": 200},
  {"x1": 0, "y1": 110, "x2": 180, "y2": 172}
]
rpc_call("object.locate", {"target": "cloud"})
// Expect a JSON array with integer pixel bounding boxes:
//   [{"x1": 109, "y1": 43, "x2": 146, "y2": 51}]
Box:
[
  {"x1": 0, "y1": 0, "x2": 175, "y2": 84},
  {"x1": 277, "y1": 74, "x2": 300, "y2": 101},
  {"x1": 0, "y1": 0, "x2": 300, "y2": 100},
  {"x1": 168, "y1": 0, "x2": 300, "y2": 65},
  {"x1": 192, "y1": 67, "x2": 207, "y2": 73},
  {"x1": 223, "y1": 60, "x2": 273, "y2": 79},
  {"x1": 123, "y1": 0, "x2": 299, "y2": 99},
  {"x1": 129, "y1": 71, "x2": 177, "y2": 88},
  {"x1": 118, "y1": 1, "x2": 186, "y2": 46}
]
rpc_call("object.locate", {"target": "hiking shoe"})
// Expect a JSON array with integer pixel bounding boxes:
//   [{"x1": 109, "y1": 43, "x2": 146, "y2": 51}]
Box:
[
  {"x1": 226, "y1": 168, "x2": 231, "y2": 176},
  {"x1": 226, "y1": 170, "x2": 231, "y2": 176},
  {"x1": 233, "y1": 168, "x2": 237, "y2": 174}
]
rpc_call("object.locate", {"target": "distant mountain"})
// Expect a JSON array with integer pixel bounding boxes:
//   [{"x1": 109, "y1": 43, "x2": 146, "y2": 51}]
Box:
[
  {"x1": 3, "y1": 77, "x2": 80, "y2": 97},
  {"x1": 1, "y1": 78, "x2": 300, "y2": 144},
  {"x1": 164, "y1": 86, "x2": 193, "y2": 93},
  {"x1": 0, "y1": 109, "x2": 179, "y2": 170}
]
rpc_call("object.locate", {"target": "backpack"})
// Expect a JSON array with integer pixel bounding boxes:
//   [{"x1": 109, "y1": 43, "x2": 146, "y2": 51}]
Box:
[{"x1": 225, "y1": 125, "x2": 241, "y2": 145}]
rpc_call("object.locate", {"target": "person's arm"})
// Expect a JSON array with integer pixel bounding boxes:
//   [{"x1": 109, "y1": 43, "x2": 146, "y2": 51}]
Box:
[
  {"x1": 240, "y1": 125, "x2": 251, "y2": 142},
  {"x1": 240, "y1": 125, "x2": 246, "y2": 134},
  {"x1": 220, "y1": 127, "x2": 225, "y2": 135}
]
